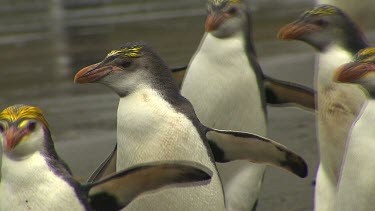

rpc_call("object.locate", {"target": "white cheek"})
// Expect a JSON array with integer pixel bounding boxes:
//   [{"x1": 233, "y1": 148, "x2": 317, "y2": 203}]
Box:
[
  {"x1": 11, "y1": 128, "x2": 44, "y2": 157},
  {"x1": 101, "y1": 70, "x2": 150, "y2": 94}
]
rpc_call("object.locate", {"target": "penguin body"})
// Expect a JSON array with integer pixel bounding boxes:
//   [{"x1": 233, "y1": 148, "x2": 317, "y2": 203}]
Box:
[
  {"x1": 180, "y1": 1, "x2": 315, "y2": 210},
  {"x1": 181, "y1": 30, "x2": 267, "y2": 211},
  {"x1": 0, "y1": 105, "x2": 88, "y2": 211},
  {"x1": 315, "y1": 45, "x2": 366, "y2": 211},
  {"x1": 116, "y1": 86, "x2": 225, "y2": 211},
  {"x1": 0, "y1": 105, "x2": 215, "y2": 211},
  {"x1": 278, "y1": 5, "x2": 368, "y2": 211},
  {"x1": 75, "y1": 42, "x2": 309, "y2": 211},
  {"x1": 334, "y1": 49, "x2": 375, "y2": 211},
  {"x1": 316, "y1": 44, "x2": 366, "y2": 172},
  {"x1": 334, "y1": 101, "x2": 375, "y2": 211},
  {"x1": 1, "y1": 151, "x2": 86, "y2": 211},
  {"x1": 181, "y1": 32, "x2": 266, "y2": 135}
]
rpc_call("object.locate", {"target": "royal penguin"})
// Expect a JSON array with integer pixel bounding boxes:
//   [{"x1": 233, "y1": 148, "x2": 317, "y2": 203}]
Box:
[
  {"x1": 278, "y1": 4, "x2": 368, "y2": 211},
  {"x1": 74, "y1": 42, "x2": 308, "y2": 211},
  {"x1": 180, "y1": 0, "x2": 314, "y2": 210},
  {"x1": 333, "y1": 48, "x2": 375, "y2": 211},
  {"x1": 0, "y1": 104, "x2": 214, "y2": 210}
]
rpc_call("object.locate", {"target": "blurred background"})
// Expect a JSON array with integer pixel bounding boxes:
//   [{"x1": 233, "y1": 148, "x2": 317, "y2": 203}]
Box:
[{"x1": 1, "y1": 0, "x2": 374, "y2": 210}]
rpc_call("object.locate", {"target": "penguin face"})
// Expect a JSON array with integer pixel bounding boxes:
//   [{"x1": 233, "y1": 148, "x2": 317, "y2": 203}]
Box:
[
  {"x1": 335, "y1": 48, "x2": 375, "y2": 92},
  {"x1": 206, "y1": 0, "x2": 248, "y2": 38},
  {"x1": 278, "y1": 5, "x2": 364, "y2": 51},
  {"x1": 75, "y1": 44, "x2": 157, "y2": 96},
  {"x1": 0, "y1": 105, "x2": 47, "y2": 159}
]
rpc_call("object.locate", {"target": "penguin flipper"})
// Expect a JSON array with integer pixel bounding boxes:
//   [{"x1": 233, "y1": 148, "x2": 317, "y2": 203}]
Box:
[
  {"x1": 86, "y1": 161, "x2": 213, "y2": 211},
  {"x1": 87, "y1": 145, "x2": 117, "y2": 183},
  {"x1": 264, "y1": 75, "x2": 316, "y2": 111},
  {"x1": 171, "y1": 65, "x2": 187, "y2": 88},
  {"x1": 206, "y1": 128, "x2": 308, "y2": 178}
]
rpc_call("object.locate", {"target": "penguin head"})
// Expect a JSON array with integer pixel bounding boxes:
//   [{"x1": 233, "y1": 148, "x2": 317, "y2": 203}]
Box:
[
  {"x1": 0, "y1": 105, "x2": 49, "y2": 159},
  {"x1": 206, "y1": 0, "x2": 249, "y2": 38},
  {"x1": 74, "y1": 43, "x2": 173, "y2": 96},
  {"x1": 335, "y1": 48, "x2": 375, "y2": 95},
  {"x1": 278, "y1": 5, "x2": 367, "y2": 52}
]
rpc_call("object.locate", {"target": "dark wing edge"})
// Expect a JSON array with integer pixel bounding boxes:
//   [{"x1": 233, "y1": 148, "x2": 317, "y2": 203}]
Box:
[
  {"x1": 205, "y1": 128, "x2": 308, "y2": 178},
  {"x1": 85, "y1": 161, "x2": 213, "y2": 211},
  {"x1": 264, "y1": 75, "x2": 316, "y2": 111}
]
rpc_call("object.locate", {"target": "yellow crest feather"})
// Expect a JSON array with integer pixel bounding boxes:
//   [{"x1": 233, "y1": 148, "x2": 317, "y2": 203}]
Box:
[
  {"x1": 0, "y1": 105, "x2": 48, "y2": 127},
  {"x1": 306, "y1": 6, "x2": 338, "y2": 16},
  {"x1": 209, "y1": 0, "x2": 241, "y2": 6},
  {"x1": 107, "y1": 46, "x2": 143, "y2": 58},
  {"x1": 356, "y1": 48, "x2": 375, "y2": 63}
]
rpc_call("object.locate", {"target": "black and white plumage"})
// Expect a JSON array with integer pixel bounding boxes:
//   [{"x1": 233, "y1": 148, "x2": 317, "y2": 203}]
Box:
[
  {"x1": 334, "y1": 49, "x2": 375, "y2": 211},
  {"x1": 0, "y1": 105, "x2": 214, "y2": 211},
  {"x1": 74, "y1": 42, "x2": 308, "y2": 211},
  {"x1": 278, "y1": 4, "x2": 368, "y2": 211},
  {"x1": 180, "y1": 0, "x2": 314, "y2": 210}
]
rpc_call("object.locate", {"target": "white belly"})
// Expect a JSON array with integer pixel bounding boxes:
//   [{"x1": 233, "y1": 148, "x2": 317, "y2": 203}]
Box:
[
  {"x1": 0, "y1": 152, "x2": 84, "y2": 211},
  {"x1": 181, "y1": 33, "x2": 266, "y2": 211},
  {"x1": 316, "y1": 46, "x2": 366, "y2": 181},
  {"x1": 314, "y1": 46, "x2": 366, "y2": 211},
  {"x1": 116, "y1": 87, "x2": 225, "y2": 211},
  {"x1": 335, "y1": 101, "x2": 375, "y2": 211}
]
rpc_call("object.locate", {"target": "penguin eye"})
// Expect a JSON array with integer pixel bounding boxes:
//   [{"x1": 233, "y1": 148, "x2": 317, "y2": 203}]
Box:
[
  {"x1": 0, "y1": 123, "x2": 5, "y2": 133},
  {"x1": 115, "y1": 59, "x2": 132, "y2": 68},
  {"x1": 27, "y1": 121, "x2": 36, "y2": 132},
  {"x1": 225, "y1": 7, "x2": 238, "y2": 15},
  {"x1": 314, "y1": 19, "x2": 328, "y2": 27}
]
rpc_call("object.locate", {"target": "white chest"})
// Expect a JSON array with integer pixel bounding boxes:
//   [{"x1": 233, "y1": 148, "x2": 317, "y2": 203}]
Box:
[
  {"x1": 181, "y1": 33, "x2": 266, "y2": 134},
  {"x1": 116, "y1": 87, "x2": 225, "y2": 211},
  {"x1": 316, "y1": 45, "x2": 366, "y2": 177},
  {"x1": 335, "y1": 100, "x2": 375, "y2": 211},
  {"x1": 0, "y1": 152, "x2": 84, "y2": 211}
]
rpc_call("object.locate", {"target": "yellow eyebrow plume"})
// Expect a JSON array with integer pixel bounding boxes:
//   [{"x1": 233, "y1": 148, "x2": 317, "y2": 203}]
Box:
[
  {"x1": 0, "y1": 105, "x2": 48, "y2": 127},
  {"x1": 229, "y1": 0, "x2": 241, "y2": 4},
  {"x1": 209, "y1": 0, "x2": 241, "y2": 6},
  {"x1": 356, "y1": 48, "x2": 375, "y2": 63},
  {"x1": 107, "y1": 46, "x2": 143, "y2": 58},
  {"x1": 306, "y1": 6, "x2": 337, "y2": 16}
]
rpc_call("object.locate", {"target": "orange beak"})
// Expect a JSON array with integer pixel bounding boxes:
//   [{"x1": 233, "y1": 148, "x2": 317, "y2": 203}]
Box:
[
  {"x1": 205, "y1": 14, "x2": 226, "y2": 32},
  {"x1": 335, "y1": 62, "x2": 375, "y2": 83},
  {"x1": 3, "y1": 126, "x2": 26, "y2": 152},
  {"x1": 277, "y1": 22, "x2": 321, "y2": 40},
  {"x1": 74, "y1": 63, "x2": 122, "y2": 84}
]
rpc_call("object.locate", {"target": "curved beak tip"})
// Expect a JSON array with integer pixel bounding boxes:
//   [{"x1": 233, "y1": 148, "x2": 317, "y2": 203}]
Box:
[{"x1": 73, "y1": 64, "x2": 99, "y2": 84}]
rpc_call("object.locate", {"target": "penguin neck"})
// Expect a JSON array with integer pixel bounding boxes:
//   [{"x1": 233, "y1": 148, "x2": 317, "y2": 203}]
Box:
[
  {"x1": 1, "y1": 129, "x2": 73, "y2": 181},
  {"x1": 196, "y1": 32, "x2": 260, "y2": 78},
  {"x1": 200, "y1": 32, "x2": 247, "y2": 60},
  {"x1": 339, "y1": 23, "x2": 368, "y2": 53},
  {"x1": 118, "y1": 85, "x2": 192, "y2": 123},
  {"x1": 317, "y1": 44, "x2": 353, "y2": 88}
]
